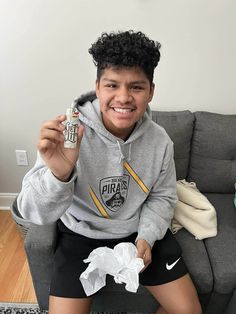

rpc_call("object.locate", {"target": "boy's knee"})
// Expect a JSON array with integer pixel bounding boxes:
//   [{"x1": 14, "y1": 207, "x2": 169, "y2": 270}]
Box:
[{"x1": 175, "y1": 299, "x2": 202, "y2": 314}]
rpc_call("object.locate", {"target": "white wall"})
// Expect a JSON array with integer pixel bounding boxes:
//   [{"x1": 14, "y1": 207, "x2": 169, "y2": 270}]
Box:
[{"x1": 0, "y1": 0, "x2": 236, "y2": 193}]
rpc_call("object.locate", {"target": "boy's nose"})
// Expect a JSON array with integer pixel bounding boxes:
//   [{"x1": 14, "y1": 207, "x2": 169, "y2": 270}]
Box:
[{"x1": 115, "y1": 88, "x2": 132, "y2": 103}]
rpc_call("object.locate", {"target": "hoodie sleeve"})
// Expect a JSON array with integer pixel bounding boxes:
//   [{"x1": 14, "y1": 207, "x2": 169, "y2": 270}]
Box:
[
  {"x1": 17, "y1": 152, "x2": 77, "y2": 225},
  {"x1": 136, "y1": 142, "x2": 177, "y2": 247}
]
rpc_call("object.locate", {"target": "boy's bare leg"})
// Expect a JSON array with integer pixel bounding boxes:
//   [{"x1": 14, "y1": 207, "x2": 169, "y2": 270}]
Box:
[
  {"x1": 145, "y1": 274, "x2": 202, "y2": 314},
  {"x1": 49, "y1": 295, "x2": 93, "y2": 314},
  {"x1": 156, "y1": 306, "x2": 168, "y2": 314}
]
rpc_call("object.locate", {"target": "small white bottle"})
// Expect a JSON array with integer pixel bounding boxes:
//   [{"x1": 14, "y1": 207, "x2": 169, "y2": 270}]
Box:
[{"x1": 64, "y1": 103, "x2": 79, "y2": 149}]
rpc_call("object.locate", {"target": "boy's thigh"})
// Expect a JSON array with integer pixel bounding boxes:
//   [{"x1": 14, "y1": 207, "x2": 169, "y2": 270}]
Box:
[
  {"x1": 49, "y1": 296, "x2": 93, "y2": 314},
  {"x1": 145, "y1": 274, "x2": 201, "y2": 314}
]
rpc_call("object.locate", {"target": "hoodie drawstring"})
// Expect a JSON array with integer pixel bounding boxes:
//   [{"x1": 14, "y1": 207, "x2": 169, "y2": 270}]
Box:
[
  {"x1": 117, "y1": 141, "x2": 125, "y2": 163},
  {"x1": 117, "y1": 141, "x2": 132, "y2": 163},
  {"x1": 128, "y1": 143, "x2": 132, "y2": 162}
]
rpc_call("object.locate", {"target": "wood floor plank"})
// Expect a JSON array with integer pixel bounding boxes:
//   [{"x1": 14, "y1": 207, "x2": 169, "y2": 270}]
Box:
[
  {"x1": 0, "y1": 209, "x2": 37, "y2": 303},
  {"x1": 12, "y1": 260, "x2": 36, "y2": 302}
]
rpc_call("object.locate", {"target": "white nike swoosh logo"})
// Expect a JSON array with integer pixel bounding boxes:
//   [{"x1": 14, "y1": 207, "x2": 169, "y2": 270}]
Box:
[{"x1": 166, "y1": 257, "x2": 181, "y2": 270}]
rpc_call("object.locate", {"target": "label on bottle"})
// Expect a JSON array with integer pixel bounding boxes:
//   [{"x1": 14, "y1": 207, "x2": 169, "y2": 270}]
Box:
[{"x1": 64, "y1": 108, "x2": 79, "y2": 148}]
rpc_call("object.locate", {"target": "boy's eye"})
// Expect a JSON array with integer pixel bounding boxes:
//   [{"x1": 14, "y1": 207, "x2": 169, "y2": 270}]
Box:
[
  {"x1": 131, "y1": 85, "x2": 143, "y2": 90},
  {"x1": 106, "y1": 84, "x2": 117, "y2": 89}
]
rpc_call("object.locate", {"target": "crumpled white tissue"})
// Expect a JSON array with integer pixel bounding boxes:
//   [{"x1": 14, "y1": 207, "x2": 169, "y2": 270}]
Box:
[{"x1": 79, "y1": 242, "x2": 144, "y2": 296}]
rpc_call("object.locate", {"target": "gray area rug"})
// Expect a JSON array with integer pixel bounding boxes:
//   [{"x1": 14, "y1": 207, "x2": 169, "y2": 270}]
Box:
[
  {"x1": 0, "y1": 303, "x2": 46, "y2": 314},
  {"x1": 0, "y1": 302, "x2": 148, "y2": 314}
]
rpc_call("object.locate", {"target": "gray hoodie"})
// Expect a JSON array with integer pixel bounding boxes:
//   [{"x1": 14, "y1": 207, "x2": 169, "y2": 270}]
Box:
[{"x1": 17, "y1": 92, "x2": 177, "y2": 247}]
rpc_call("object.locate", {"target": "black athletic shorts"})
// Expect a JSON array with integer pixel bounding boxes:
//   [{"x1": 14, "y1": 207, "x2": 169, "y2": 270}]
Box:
[{"x1": 50, "y1": 220, "x2": 188, "y2": 298}]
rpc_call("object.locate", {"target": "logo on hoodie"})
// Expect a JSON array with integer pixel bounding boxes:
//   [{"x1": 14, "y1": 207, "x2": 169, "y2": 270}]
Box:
[{"x1": 100, "y1": 175, "x2": 130, "y2": 211}]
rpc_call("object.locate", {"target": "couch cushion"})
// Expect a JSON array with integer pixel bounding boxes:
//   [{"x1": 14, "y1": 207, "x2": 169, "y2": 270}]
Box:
[
  {"x1": 204, "y1": 193, "x2": 236, "y2": 294},
  {"x1": 225, "y1": 288, "x2": 236, "y2": 314},
  {"x1": 174, "y1": 229, "x2": 213, "y2": 294},
  {"x1": 151, "y1": 111, "x2": 194, "y2": 180},
  {"x1": 188, "y1": 112, "x2": 236, "y2": 193}
]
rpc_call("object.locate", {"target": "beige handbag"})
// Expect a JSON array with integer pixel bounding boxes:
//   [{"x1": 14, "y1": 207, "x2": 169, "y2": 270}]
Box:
[{"x1": 171, "y1": 180, "x2": 217, "y2": 240}]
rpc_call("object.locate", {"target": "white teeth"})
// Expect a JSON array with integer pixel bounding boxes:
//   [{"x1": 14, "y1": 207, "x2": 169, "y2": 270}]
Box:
[{"x1": 113, "y1": 108, "x2": 133, "y2": 113}]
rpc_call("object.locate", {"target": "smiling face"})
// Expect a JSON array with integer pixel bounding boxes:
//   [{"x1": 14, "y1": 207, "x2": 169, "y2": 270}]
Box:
[{"x1": 96, "y1": 66, "x2": 154, "y2": 140}]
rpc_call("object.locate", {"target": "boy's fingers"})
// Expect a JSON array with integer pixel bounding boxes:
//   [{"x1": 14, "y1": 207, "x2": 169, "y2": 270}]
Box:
[
  {"x1": 56, "y1": 114, "x2": 67, "y2": 122},
  {"x1": 38, "y1": 139, "x2": 55, "y2": 153},
  {"x1": 136, "y1": 239, "x2": 152, "y2": 272},
  {"x1": 137, "y1": 247, "x2": 145, "y2": 259},
  {"x1": 41, "y1": 118, "x2": 65, "y2": 134},
  {"x1": 143, "y1": 249, "x2": 152, "y2": 265},
  {"x1": 138, "y1": 247, "x2": 151, "y2": 264},
  {"x1": 40, "y1": 128, "x2": 64, "y2": 142}
]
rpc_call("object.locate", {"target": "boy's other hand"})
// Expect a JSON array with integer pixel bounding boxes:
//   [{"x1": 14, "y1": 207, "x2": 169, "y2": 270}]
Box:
[
  {"x1": 136, "y1": 239, "x2": 152, "y2": 272},
  {"x1": 37, "y1": 115, "x2": 84, "y2": 182}
]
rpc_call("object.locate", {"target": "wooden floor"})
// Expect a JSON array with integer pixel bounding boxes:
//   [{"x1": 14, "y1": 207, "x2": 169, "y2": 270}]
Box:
[{"x1": 0, "y1": 210, "x2": 37, "y2": 303}]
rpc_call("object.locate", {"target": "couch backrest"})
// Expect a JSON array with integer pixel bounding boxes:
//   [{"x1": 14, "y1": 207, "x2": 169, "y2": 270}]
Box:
[
  {"x1": 188, "y1": 111, "x2": 236, "y2": 193},
  {"x1": 151, "y1": 110, "x2": 194, "y2": 180}
]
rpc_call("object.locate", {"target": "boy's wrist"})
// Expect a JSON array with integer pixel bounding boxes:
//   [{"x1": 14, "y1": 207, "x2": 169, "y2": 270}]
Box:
[{"x1": 52, "y1": 171, "x2": 73, "y2": 182}]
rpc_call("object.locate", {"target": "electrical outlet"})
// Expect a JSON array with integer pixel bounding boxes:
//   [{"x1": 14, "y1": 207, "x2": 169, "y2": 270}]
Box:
[{"x1": 15, "y1": 150, "x2": 29, "y2": 166}]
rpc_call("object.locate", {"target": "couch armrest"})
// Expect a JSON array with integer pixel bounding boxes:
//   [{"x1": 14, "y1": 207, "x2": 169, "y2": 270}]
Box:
[
  {"x1": 24, "y1": 222, "x2": 58, "y2": 310},
  {"x1": 24, "y1": 222, "x2": 58, "y2": 255}
]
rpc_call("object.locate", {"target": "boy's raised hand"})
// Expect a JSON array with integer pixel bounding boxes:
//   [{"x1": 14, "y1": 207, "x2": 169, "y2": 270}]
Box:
[{"x1": 37, "y1": 115, "x2": 84, "y2": 182}]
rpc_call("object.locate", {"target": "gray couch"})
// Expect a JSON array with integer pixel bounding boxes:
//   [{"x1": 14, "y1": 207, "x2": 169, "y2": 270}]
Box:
[{"x1": 11, "y1": 110, "x2": 236, "y2": 314}]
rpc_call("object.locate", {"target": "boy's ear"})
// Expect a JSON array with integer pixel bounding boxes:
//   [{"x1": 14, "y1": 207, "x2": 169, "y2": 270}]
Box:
[
  {"x1": 148, "y1": 83, "x2": 155, "y2": 102},
  {"x1": 95, "y1": 80, "x2": 100, "y2": 98}
]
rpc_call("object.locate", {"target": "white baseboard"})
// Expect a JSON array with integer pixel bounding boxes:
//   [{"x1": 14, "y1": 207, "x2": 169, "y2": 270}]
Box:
[{"x1": 0, "y1": 193, "x2": 18, "y2": 210}]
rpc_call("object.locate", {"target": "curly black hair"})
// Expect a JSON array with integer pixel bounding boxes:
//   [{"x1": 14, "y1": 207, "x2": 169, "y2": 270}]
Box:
[{"x1": 88, "y1": 30, "x2": 161, "y2": 84}]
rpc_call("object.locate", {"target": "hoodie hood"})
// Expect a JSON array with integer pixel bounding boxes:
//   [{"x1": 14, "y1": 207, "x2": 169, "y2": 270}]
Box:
[{"x1": 75, "y1": 90, "x2": 97, "y2": 107}]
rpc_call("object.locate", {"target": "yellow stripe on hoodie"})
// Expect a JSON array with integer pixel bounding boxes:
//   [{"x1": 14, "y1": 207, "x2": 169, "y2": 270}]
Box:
[
  {"x1": 124, "y1": 162, "x2": 149, "y2": 194},
  {"x1": 89, "y1": 186, "x2": 110, "y2": 219}
]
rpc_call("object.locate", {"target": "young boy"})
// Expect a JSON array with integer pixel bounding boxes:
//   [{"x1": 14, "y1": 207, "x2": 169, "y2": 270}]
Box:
[{"x1": 17, "y1": 31, "x2": 202, "y2": 314}]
